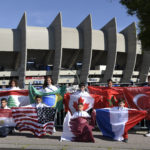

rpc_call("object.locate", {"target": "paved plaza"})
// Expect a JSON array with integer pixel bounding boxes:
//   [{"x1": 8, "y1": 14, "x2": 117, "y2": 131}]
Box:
[{"x1": 0, "y1": 130, "x2": 150, "y2": 150}]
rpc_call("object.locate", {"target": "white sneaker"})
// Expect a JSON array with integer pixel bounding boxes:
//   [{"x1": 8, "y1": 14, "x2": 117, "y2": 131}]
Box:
[
  {"x1": 145, "y1": 133, "x2": 150, "y2": 137},
  {"x1": 53, "y1": 127, "x2": 56, "y2": 133}
]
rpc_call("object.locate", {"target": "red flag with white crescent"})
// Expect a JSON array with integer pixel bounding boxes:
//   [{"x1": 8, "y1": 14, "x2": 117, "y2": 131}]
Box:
[{"x1": 123, "y1": 87, "x2": 150, "y2": 120}]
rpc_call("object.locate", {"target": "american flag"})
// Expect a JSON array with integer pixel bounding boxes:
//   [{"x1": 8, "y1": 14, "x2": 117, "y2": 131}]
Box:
[{"x1": 11, "y1": 107, "x2": 56, "y2": 137}]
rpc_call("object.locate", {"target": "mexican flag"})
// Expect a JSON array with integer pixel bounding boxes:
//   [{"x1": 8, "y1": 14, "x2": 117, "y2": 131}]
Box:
[
  {"x1": 0, "y1": 90, "x2": 30, "y2": 108},
  {"x1": 28, "y1": 85, "x2": 66, "y2": 112},
  {"x1": 0, "y1": 109, "x2": 15, "y2": 127}
]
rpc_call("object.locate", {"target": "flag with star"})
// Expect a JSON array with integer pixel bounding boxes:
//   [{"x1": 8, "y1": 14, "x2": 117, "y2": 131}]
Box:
[
  {"x1": 88, "y1": 86, "x2": 128, "y2": 108},
  {"x1": 28, "y1": 85, "x2": 66, "y2": 112},
  {"x1": 37, "y1": 107, "x2": 56, "y2": 124},
  {"x1": 12, "y1": 107, "x2": 56, "y2": 137},
  {"x1": 0, "y1": 109, "x2": 15, "y2": 127}
]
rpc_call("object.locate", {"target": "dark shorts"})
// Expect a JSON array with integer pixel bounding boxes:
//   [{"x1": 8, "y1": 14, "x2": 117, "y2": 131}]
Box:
[
  {"x1": 0, "y1": 127, "x2": 14, "y2": 137},
  {"x1": 146, "y1": 120, "x2": 150, "y2": 132}
]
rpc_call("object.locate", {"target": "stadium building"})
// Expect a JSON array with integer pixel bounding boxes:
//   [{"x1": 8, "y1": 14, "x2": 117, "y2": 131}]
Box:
[{"x1": 0, "y1": 12, "x2": 150, "y2": 88}]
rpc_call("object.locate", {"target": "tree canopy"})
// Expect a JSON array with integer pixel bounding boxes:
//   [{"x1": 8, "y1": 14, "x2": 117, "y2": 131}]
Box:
[{"x1": 120, "y1": 0, "x2": 150, "y2": 50}]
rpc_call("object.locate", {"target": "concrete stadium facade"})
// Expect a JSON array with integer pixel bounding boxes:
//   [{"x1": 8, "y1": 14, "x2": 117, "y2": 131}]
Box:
[{"x1": 0, "y1": 12, "x2": 150, "y2": 88}]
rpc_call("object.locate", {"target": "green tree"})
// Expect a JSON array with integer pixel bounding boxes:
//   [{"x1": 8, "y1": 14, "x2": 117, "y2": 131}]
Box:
[
  {"x1": 7, "y1": 96, "x2": 17, "y2": 108},
  {"x1": 119, "y1": 0, "x2": 150, "y2": 50}
]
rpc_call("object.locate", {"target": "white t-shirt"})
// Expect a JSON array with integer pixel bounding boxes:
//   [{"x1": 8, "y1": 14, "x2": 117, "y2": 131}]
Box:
[
  {"x1": 75, "y1": 90, "x2": 89, "y2": 96},
  {"x1": 42, "y1": 85, "x2": 58, "y2": 93},
  {"x1": 111, "y1": 106, "x2": 130, "y2": 111},
  {"x1": 112, "y1": 106, "x2": 128, "y2": 111},
  {"x1": 72, "y1": 111, "x2": 90, "y2": 119},
  {"x1": 9, "y1": 87, "x2": 20, "y2": 90},
  {"x1": 25, "y1": 103, "x2": 48, "y2": 108},
  {"x1": 0, "y1": 106, "x2": 10, "y2": 109}
]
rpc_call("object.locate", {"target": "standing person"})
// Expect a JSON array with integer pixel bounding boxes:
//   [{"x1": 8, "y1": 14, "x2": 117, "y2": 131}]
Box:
[
  {"x1": 42, "y1": 76, "x2": 59, "y2": 133},
  {"x1": 145, "y1": 76, "x2": 150, "y2": 137},
  {"x1": 42, "y1": 76, "x2": 58, "y2": 93},
  {"x1": 76, "y1": 83, "x2": 95, "y2": 114},
  {"x1": 78, "y1": 82, "x2": 88, "y2": 94},
  {"x1": 112, "y1": 99, "x2": 129, "y2": 143},
  {"x1": 0, "y1": 85, "x2": 7, "y2": 91},
  {"x1": 9, "y1": 79, "x2": 20, "y2": 90},
  {"x1": 107, "y1": 79, "x2": 113, "y2": 88},
  {"x1": 106, "y1": 79, "x2": 118, "y2": 107}
]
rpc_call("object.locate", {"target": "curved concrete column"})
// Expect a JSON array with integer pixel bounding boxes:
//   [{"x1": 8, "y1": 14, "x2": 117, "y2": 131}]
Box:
[
  {"x1": 139, "y1": 51, "x2": 150, "y2": 82},
  {"x1": 77, "y1": 15, "x2": 92, "y2": 83},
  {"x1": 17, "y1": 12, "x2": 27, "y2": 88},
  {"x1": 101, "y1": 18, "x2": 117, "y2": 83},
  {"x1": 48, "y1": 13, "x2": 62, "y2": 84},
  {"x1": 120, "y1": 22, "x2": 137, "y2": 83},
  {"x1": 68, "y1": 49, "x2": 80, "y2": 69}
]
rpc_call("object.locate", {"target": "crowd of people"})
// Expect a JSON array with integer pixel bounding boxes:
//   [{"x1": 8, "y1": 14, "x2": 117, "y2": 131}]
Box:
[{"x1": 0, "y1": 76, "x2": 150, "y2": 143}]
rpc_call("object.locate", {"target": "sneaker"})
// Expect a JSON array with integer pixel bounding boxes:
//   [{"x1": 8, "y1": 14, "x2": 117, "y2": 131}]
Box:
[
  {"x1": 123, "y1": 139, "x2": 128, "y2": 143},
  {"x1": 145, "y1": 133, "x2": 150, "y2": 137}
]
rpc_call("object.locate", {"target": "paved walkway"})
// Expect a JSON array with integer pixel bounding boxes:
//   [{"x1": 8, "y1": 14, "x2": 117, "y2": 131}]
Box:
[{"x1": 0, "y1": 130, "x2": 150, "y2": 150}]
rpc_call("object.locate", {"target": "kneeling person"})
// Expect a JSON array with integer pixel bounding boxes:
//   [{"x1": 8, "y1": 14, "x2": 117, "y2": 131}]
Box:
[
  {"x1": 0, "y1": 98, "x2": 15, "y2": 137},
  {"x1": 26, "y1": 95, "x2": 48, "y2": 108},
  {"x1": 72, "y1": 103, "x2": 90, "y2": 118},
  {"x1": 70, "y1": 103, "x2": 96, "y2": 142}
]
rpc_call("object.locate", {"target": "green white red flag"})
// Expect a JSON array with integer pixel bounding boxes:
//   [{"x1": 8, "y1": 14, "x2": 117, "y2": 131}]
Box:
[{"x1": 0, "y1": 90, "x2": 30, "y2": 107}]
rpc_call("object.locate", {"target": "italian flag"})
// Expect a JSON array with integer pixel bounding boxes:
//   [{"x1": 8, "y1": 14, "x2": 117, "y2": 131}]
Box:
[
  {"x1": 0, "y1": 109, "x2": 15, "y2": 127},
  {"x1": 0, "y1": 90, "x2": 30, "y2": 108}
]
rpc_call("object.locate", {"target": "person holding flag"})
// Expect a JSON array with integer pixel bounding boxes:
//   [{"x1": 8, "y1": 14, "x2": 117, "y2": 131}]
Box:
[
  {"x1": 72, "y1": 102, "x2": 90, "y2": 118},
  {"x1": 12, "y1": 95, "x2": 56, "y2": 137},
  {"x1": 144, "y1": 76, "x2": 150, "y2": 137},
  {"x1": 0, "y1": 98, "x2": 15, "y2": 137},
  {"x1": 78, "y1": 82, "x2": 88, "y2": 93},
  {"x1": 111, "y1": 99, "x2": 129, "y2": 143},
  {"x1": 25, "y1": 95, "x2": 48, "y2": 108},
  {"x1": 61, "y1": 83, "x2": 97, "y2": 142},
  {"x1": 61, "y1": 101, "x2": 96, "y2": 142},
  {"x1": 106, "y1": 79, "x2": 118, "y2": 107},
  {"x1": 42, "y1": 76, "x2": 58, "y2": 93},
  {"x1": 71, "y1": 102, "x2": 96, "y2": 142},
  {"x1": 8, "y1": 79, "x2": 20, "y2": 90},
  {"x1": 96, "y1": 98, "x2": 147, "y2": 143},
  {"x1": 107, "y1": 79, "x2": 113, "y2": 88},
  {"x1": 0, "y1": 98, "x2": 10, "y2": 109},
  {"x1": 40, "y1": 76, "x2": 60, "y2": 110}
]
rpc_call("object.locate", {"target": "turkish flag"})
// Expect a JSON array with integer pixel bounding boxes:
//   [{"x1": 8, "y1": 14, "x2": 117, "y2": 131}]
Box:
[
  {"x1": 123, "y1": 87, "x2": 150, "y2": 120},
  {"x1": 88, "y1": 86, "x2": 127, "y2": 108}
]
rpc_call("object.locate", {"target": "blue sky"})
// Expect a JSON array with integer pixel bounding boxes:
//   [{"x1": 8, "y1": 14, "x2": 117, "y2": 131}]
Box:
[{"x1": 0, "y1": 0, "x2": 138, "y2": 31}]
